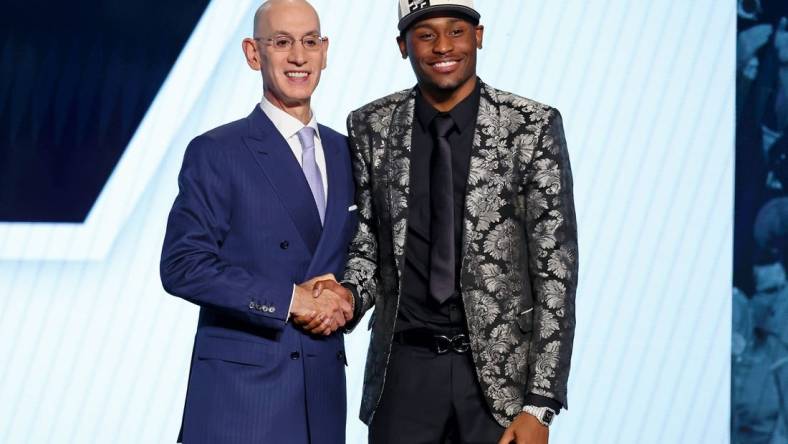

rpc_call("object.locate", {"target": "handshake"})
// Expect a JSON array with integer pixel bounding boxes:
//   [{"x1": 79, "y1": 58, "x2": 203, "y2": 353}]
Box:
[{"x1": 289, "y1": 274, "x2": 354, "y2": 336}]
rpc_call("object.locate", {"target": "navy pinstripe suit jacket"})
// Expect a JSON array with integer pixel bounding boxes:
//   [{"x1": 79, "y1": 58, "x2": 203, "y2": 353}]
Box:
[{"x1": 161, "y1": 106, "x2": 357, "y2": 444}]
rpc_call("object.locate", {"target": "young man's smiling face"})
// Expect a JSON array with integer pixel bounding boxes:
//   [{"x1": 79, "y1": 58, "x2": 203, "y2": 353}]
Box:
[{"x1": 398, "y1": 16, "x2": 483, "y2": 102}]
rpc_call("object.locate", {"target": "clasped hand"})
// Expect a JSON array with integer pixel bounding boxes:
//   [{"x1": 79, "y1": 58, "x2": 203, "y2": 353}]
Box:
[{"x1": 290, "y1": 274, "x2": 354, "y2": 335}]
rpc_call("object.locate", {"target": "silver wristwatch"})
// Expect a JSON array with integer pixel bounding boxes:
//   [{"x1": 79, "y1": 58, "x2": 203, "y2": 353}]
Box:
[{"x1": 522, "y1": 405, "x2": 556, "y2": 427}]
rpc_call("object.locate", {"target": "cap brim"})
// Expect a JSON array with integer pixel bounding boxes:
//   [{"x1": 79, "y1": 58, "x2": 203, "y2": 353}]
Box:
[{"x1": 398, "y1": 5, "x2": 480, "y2": 31}]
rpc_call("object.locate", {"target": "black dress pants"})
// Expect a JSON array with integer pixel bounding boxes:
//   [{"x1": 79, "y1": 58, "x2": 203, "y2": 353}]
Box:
[{"x1": 369, "y1": 341, "x2": 505, "y2": 444}]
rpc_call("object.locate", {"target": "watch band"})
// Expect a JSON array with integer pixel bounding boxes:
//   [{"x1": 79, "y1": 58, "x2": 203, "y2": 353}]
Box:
[{"x1": 522, "y1": 405, "x2": 556, "y2": 427}]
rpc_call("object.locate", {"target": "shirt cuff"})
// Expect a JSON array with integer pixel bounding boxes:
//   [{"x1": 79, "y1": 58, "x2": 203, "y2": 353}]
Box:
[
  {"x1": 286, "y1": 284, "x2": 296, "y2": 322},
  {"x1": 522, "y1": 393, "x2": 562, "y2": 413}
]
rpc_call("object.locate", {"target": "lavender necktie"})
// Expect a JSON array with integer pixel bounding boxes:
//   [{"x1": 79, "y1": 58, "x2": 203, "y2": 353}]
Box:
[{"x1": 296, "y1": 127, "x2": 326, "y2": 224}]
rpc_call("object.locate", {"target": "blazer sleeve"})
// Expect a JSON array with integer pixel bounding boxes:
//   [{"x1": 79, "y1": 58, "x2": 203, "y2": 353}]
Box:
[
  {"x1": 160, "y1": 135, "x2": 292, "y2": 331},
  {"x1": 524, "y1": 109, "x2": 579, "y2": 408},
  {"x1": 342, "y1": 111, "x2": 383, "y2": 332}
]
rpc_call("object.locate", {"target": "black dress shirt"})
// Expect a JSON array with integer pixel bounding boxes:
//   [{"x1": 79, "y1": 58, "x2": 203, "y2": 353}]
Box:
[{"x1": 395, "y1": 82, "x2": 481, "y2": 333}]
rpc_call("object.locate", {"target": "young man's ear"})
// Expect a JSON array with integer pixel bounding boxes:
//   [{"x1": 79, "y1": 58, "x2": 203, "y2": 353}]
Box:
[{"x1": 397, "y1": 35, "x2": 408, "y2": 59}]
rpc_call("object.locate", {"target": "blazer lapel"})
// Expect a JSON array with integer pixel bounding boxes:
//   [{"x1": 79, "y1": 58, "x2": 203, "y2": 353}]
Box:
[
  {"x1": 306, "y1": 126, "x2": 344, "y2": 275},
  {"x1": 386, "y1": 89, "x2": 417, "y2": 282},
  {"x1": 461, "y1": 83, "x2": 505, "y2": 262},
  {"x1": 243, "y1": 107, "x2": 322, "y2": 254}
]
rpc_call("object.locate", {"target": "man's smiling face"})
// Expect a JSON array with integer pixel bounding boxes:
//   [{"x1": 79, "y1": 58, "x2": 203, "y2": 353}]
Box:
[
  {"x1": 256, "y1": 1, "x2": 328, "y2": 109},
  {"x1": 399, "y1": 16, "x2": 483, "y2": 97}
]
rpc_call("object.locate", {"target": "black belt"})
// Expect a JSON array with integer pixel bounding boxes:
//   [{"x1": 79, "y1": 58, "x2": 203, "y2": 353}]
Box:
[{"x1": 394, "y1": 329, "x2": 471, "y2": 354}]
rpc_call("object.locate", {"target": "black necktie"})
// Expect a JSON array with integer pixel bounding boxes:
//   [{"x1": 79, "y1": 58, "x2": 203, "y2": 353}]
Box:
[{"x1": 429, "y1": 114, "x2": 456, "y2": 304}]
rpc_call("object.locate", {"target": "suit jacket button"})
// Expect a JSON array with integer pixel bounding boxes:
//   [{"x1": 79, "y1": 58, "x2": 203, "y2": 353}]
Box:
[
  {"x1": 291, "y1": 351, "x2": 300, "y2": 360},
  {"x1": 280, "y1": 241, "x2": 289, "y2": 250},
  {"x1": 337, "y1": 351, "x2": 345, "y2": 361},
  {"x1": 269, "y1": 306, "x2": 276, "y2": 313}
]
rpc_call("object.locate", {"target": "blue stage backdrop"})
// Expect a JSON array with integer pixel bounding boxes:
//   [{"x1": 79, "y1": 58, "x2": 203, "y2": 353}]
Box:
[
  {"x1": 733, "y1": 0, "x2": 788, "y2": 442},
  {"x1": 0, "y1": 1, "x2": 733, "y2": 443}
]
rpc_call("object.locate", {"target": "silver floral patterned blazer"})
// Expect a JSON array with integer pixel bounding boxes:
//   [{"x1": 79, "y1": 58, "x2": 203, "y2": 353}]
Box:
[{"x1": 343, "y1": 81, "x2": 578, "y2": 427}]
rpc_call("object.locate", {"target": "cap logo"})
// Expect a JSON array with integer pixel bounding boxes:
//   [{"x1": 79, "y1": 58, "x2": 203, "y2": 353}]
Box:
[
  {"x1": 398, "y1": 0, "x2": 478, "y2": 31},
  {"x1": 408, "y1": 0, "x2": 430, "y2": 12}
]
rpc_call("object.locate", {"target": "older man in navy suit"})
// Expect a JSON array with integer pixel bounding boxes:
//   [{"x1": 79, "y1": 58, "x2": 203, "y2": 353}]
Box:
[{"x1": 160, "y1": 1, "x2": 357, "y2": 442}]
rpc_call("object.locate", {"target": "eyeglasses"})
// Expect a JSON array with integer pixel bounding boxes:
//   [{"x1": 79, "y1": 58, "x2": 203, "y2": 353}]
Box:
[{"x1": 254, "y1": 34, "x2": 327, "y2": 52}]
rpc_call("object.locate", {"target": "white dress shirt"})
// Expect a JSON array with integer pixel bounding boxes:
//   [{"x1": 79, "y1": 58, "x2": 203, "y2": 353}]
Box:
[
  {"x1": 259, "y1": 97, "x2": 328, "y2": 202},
  {"x1": 259, "y1": 96, "x2": 328, "y2": 321}
]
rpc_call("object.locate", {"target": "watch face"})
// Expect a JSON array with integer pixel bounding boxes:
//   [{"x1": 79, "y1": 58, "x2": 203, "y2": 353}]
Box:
[{"x1": 543, "y1": 410, "x2": 555, "y2": 424}]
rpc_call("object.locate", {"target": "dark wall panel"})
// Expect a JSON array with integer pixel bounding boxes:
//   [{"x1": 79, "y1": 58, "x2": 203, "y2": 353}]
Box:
[{"x1": 0, "y1": 0, "x2": 210, "y2": 222}]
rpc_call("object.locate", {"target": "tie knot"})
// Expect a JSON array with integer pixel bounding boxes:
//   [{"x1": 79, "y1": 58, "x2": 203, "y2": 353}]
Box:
[
  {"x1": 430, "y1": 114, "x2": 455, "y2": 139},
  {"x1": 297, "y1": 126, "x2": 317, "y2": 151}
]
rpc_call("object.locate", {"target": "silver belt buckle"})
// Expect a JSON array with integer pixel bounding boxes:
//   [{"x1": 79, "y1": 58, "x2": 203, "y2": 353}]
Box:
[
  {"x1": 433, "y1": 333, "x2": 469, "y2": 354},
  {"x1": 450, "y1": 334, "x2": 470, "y2": 353},
  {"x1": 434, "y1": 335, "x2": 452, "y2": 354}
]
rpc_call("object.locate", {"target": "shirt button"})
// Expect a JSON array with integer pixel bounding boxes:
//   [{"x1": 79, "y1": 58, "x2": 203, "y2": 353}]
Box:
[
  {"x1": 280, "y1": 241, "x2": 289, "y2": 250},
  {"x1": 290, "y1": 351, "x2": 300, "y2": 360}
]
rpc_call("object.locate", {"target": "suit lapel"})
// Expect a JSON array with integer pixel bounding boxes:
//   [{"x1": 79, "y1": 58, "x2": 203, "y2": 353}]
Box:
[
  {"x1": 386, "y1": 89, "x2": 417, "y2": 282},
  {"x1": 243, "y1": 107, "x2": 322, "y2": 254},
  {"x1": 306, "y1": 126, "x2": 344, "y2": 275},
  {"x1": 461, "y1": 83, "x2": 504, "y2": 261}
]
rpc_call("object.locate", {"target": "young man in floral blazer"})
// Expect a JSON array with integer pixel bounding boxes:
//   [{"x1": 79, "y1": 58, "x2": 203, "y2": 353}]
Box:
[{"x1": 315, "y1": 1, "x2": 578, "y2": 442}]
